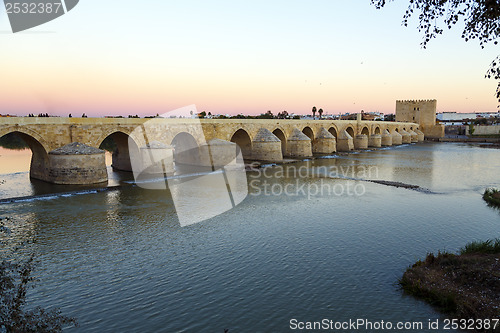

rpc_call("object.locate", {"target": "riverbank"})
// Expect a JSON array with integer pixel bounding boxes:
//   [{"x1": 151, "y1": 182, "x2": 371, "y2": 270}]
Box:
[
  {"x1": 480, "y1": 143, "x2": 500, "y2": 149},
  {"x1": 400, "y1": 240, "x2": 500, "y2": 328},
  {"x1": 437, "y1": 137, "x2": 500, "y2": 143}
]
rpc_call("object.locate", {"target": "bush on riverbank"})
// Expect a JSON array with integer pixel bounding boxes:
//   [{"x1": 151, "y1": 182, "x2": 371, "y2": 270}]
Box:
[
  {"x1": 0, "y1": 133, "x2": 28, "y2": 150},
  {"x1": 483, "y1": 188, "x2": 500, "y2": 207},
  {"x1": 400, "y1": 240, "x2": 500, "y2": 327}
]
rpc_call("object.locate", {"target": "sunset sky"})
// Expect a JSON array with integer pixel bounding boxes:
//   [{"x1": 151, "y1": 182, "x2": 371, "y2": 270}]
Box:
[{"x1": 1, "y1": 1, "x2": 498, "y2": 117}]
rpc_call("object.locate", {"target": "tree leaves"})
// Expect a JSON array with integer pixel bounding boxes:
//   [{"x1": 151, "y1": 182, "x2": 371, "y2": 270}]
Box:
[{"x1": 1, "y1": 220, "x2": 77, "y2": 332}]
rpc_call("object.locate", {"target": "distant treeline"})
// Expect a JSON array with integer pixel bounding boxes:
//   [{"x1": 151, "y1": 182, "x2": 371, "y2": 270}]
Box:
[
  {"x1": 0, "y1": 133, "x2": 29, "y2": 150},
  {"x1": 99, "y1": 137, "x2": 116, "y2": 152}
]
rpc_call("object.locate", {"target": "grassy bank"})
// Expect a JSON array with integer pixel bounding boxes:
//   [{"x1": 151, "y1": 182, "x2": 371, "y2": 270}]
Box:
[
  {"x1": 484, "y1": 188, "x2": 500, "y2": 207},
  {"x1": 400, "y1": 240, "x2": 500, "y2": 328}
]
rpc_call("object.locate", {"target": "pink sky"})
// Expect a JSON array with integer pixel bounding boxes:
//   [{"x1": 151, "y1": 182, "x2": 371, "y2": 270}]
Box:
[{"x1": 1, "y1": 1, "x2": 498, "y2": 117}]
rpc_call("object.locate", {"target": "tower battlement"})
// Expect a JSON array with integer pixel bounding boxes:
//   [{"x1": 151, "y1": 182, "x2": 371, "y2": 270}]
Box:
[{"x1": 396, "y1": 99, "x2": 437, "y2": 104}]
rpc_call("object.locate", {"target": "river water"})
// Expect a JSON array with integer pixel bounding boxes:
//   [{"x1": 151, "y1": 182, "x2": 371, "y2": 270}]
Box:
[{"x1": 0, "y1": 142, "x2": 499, "y2": 332}]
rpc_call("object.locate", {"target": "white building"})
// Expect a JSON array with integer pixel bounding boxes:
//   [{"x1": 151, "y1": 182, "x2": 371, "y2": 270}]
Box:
[{"x1": 437, "y1": 111, "x2": 499, "y2": 123}]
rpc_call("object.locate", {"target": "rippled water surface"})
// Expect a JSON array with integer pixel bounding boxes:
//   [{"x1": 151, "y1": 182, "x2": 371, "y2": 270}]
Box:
[{"x1": 1, "y1": 142, "x2": 499, "y2": 332}]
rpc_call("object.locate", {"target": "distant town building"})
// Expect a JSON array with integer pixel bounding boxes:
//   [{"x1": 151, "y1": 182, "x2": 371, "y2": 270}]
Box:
[
  {"x1": 340, "y1": 113, "x2": 358, "y2": 120},
  {"x1": 338, "y1": 111, "x2": 383, "y2": 121},
  {"x1": 436, "y1": 111, "x2": 499, "y2": 125},
  {"x1": 361, "y1": 111, "x2": 384, "y2": 121},
  {"x1": 384, "y1": 114, "x2": 395, "y2": 122}
]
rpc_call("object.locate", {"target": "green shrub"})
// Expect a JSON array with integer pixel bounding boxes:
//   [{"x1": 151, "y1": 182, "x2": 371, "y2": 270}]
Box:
[
  {"x1": 483, "y1": 188, "x2": 500, "y2": 207},
  {"x1": 460, "y1": 239, "x2": 500, "y2": 255},
  {"x1": 468, "y1": 123, "x2": 475, "y2": 135}
]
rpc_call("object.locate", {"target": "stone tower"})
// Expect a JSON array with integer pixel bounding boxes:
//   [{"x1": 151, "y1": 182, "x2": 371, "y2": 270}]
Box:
[{"x1": 395, "y1": 99, "x2": 444, "y2": 139}]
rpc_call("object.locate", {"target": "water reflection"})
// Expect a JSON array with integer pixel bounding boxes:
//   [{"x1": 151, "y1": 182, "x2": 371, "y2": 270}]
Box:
[
  {"x1": 1, "y1": 142, "x2": 499, "y2": 332},
  {"x1": 0, "y1": 147, "x2": 31, "y2": 174},
  {"x1": 387, "y1": 145, "x2": 435, "y2": 189},
  {"x1": 0, "y1": 149, "x2": 134, "y2": 199},
  {"x1": 0, "y1": 148, "x2": 114, "y2": 173}
]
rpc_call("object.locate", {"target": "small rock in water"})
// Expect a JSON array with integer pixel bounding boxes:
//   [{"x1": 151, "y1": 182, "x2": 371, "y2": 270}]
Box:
[{"x1": 0, "y1": 225, "x2": 11, "y2": 234}]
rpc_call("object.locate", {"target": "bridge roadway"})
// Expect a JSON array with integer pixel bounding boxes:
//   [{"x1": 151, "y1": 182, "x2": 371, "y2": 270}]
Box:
[{"x1": 0, "y1": 117, "x2": 422, "y2": 184}]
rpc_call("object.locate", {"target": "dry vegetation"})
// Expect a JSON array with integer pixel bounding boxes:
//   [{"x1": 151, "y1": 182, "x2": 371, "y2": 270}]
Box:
[{"x1": 401, "y1": 240, "x2": 500, "y2": 332}]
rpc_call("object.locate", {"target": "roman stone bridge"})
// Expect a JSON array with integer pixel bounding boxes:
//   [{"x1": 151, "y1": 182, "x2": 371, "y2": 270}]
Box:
[{"x1": 0, "y1": 117, "x2": 422, "y2": 184}]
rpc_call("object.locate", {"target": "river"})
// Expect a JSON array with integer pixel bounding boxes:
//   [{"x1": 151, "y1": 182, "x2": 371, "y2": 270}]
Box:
[{"x1": 0, "y1": 142, "x2": 499, "y2": 332}]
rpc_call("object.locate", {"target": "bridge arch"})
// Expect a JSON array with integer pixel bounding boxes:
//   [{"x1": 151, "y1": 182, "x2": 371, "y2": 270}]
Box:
[
  {"x1": 94, "y1": 128, "x2": 135, "y2": 149},
  {"x1": 0, "y1": 127, "x2": 50, "y2": 180},
  {"x1": 230, "y1": 129, "x2": 252, "y2": 159},
  {"x1": 360, "y1": 126, "x2": 369, "y2": 136},
  {"x1": 0, "y1": 126, "x2": 50, "y2": 153},
  {"x1": 328, "y1": 126, "x2": 338, "y2": 139},
  {"x1": 302, "y1": 126, "x2": 314, "y2": 141},
  {"x1": 171, "y1": 132, "x2": 201, "y2": 166},
  {"x1": 272, "y1": 128, "x2": 287, "y2": 155},
  {"x1": 345, "y1": 126, "x2": 355, "y2": 138},
  {"x1": 374, "y1": 126, "x2": 381, "y2": 135},
  {"x1": 99, "y1": 131, "x2": 140, "y2": 172}
]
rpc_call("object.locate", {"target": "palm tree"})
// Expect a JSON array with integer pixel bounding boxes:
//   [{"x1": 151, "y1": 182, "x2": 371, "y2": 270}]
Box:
[
  {"x1": 312, "y1": 106, "x2": 317, "y2": 119},
  {"x1": 318, "y1": 108, "x2": 323, "y2": 119}
]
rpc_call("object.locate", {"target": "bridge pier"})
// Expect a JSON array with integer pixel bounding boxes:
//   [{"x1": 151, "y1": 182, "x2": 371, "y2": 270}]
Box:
[
  {"x1": 286, "y1": 128, "x2": 313, "y2": 158},
  {"x1": 312, "y1": 128, "x2": 336, "y2": 154},
  {"x1": 368, "y1": 134, "x2": 382, "y2": 148},
  {"x1": 139, "y1": 142, "x2": 175, "y2": 175},
  {"x1": 47, "y1": 143, "x2": 107, "y2": 184},
  {"x1": 337, "y1": 130, "x2": 354, "y2": 151},
  {"x1": 353, "y1": 134, "x2": 368, "y2": 149},
  {"x1": 381, "y1": 130, "x2": 392, "y2": 146},
  {"x1": 400, "y1": 129, "x2": 412, "y2": 144},
  {"x1": 251, "y1": 128, "x2": 283, "y2": 162},
  {"x1": 416, "y1": 129, "x2": 425, "y2": 142},
  {"x1": 30, "y1": 156, "x2": 50, "y2": 182},
  {"x1": 392, "y1": 131, "x2": 403, "y2": 145},
  {"x1": 111, "y1": 133, "x2": 134, "y2": 172},
  {"x1": 409, "y1": 130, "x2": 419, "y2": 143},
  {"x1": 200, "y1": 139, "x2": 240, "y2": 168},
  {"x1": 112, "y1": 151, "x2": 133, "y2": 171}
]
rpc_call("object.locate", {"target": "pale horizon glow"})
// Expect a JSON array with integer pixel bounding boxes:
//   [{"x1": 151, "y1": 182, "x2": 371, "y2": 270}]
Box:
[{"x1": 1, "y1": 1, "x2": 498, "y2": 117}]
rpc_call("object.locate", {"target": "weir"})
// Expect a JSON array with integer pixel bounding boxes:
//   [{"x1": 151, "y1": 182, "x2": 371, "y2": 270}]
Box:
[{"x1": 312, "y1": 128, "x2": 336, "y2": 154}]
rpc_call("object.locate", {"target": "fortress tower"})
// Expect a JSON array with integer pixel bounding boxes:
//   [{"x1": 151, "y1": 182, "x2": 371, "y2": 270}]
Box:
[{"x1": 395, "y1": 99, "x2": 444, "y2": 139}]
